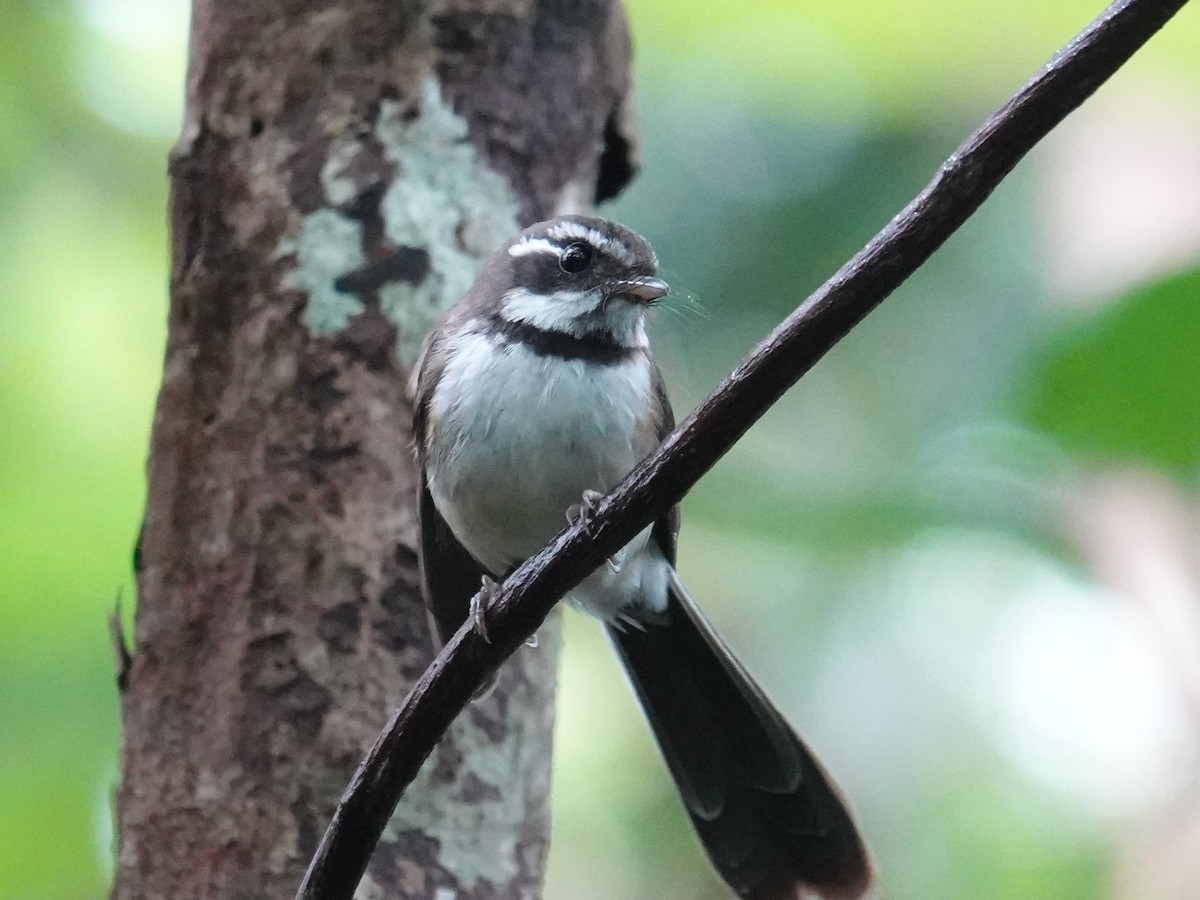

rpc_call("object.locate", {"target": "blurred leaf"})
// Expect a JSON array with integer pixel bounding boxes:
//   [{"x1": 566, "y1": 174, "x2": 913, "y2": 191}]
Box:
[
  {"x1": 627, "y1": 0, "x2": 1200, "y2": 121},
  {"x1": 1020, "y1": 269, "x2": 1200, "y2": 478},
  {"x1": 0, "y1": 4, "x2": 168, "y2": 898},
  {"x1": 918, "y1": 767, "x2": 1106, "y2": 900}
]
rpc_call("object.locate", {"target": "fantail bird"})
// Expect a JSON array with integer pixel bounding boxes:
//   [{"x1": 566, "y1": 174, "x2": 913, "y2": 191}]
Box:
[{"x1": 411, "y1": 215, "x2": 871, "y2": 900}]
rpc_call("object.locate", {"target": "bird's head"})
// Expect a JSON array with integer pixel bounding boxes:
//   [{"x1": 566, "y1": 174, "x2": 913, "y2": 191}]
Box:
[{"x1": 490, "y1": 215, "x2": 670, "y2": 348}]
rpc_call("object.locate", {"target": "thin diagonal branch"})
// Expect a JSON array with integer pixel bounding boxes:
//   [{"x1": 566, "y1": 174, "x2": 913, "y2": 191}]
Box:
[{"x1": 297, "y1": 0, "x2": 1190, "y2": 896}]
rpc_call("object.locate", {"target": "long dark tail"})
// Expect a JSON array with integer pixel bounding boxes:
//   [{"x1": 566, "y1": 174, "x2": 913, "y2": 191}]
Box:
[{"x1": 607, "y1": 573, "x2": 871, "y2": 900}]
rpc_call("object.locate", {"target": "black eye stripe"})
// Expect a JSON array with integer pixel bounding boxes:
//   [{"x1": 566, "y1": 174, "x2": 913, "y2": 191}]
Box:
[
  {"x1": 509, "y1": 227, "x2": 653, "y2": 297},
  {"x1": 511, "y1": 254, "x2": 562, "y2": 296}
]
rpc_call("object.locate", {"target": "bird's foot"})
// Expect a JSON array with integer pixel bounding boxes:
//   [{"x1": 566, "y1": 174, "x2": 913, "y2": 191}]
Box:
[
  {"x1": 566, "y1": 489, "x2": 623, "y2": 572},
  {"x1": 566, "y1": 489, "x2": 605, "y2": 535},
  {"x1": 605, "y1": 545, "x2": 628, "y2": 574},
  {"x1": 469, "y1": 577, "x2": 540, "y2": 648},
  {"x1": 469, "y1": 575, "x2": 502, "y2": 643}
]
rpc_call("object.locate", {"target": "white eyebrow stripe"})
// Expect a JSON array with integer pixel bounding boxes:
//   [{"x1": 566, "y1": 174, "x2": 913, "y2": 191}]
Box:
[
  {"x1": 546, "y1": 221, "x2": 596, "y2": 242},
  {"x1": 508, "y1": 237, "x2": 561, "y2": 257},
  {"x1": 546, "y1": 221, "x2": 637, "y2": 266}
]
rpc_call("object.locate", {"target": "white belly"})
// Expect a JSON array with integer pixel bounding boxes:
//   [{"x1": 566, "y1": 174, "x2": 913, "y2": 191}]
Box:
[{"x1": 425, "y1": 331, "x2": 670, "y2": 620}]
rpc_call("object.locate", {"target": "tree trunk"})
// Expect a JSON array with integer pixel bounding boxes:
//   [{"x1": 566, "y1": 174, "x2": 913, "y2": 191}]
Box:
[{"x1": 112, "y1": 2, "x2": 637, "y2": 897}]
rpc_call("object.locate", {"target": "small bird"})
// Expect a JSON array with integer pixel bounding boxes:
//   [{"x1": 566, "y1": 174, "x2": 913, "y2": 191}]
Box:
[{"x1": 411, "y1": 215, "x2": 871, "y2": 900}]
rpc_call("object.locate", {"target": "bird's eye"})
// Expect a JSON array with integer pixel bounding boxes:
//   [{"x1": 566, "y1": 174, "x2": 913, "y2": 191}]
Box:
[{"x1": 559, "y1": 242, "x2": 593, "y2": 274}]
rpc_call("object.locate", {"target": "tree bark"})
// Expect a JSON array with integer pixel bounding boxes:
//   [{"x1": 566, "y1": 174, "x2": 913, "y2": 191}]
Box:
[{"x1": 112, "y1": 2, "x2": 637, "y2": 898}]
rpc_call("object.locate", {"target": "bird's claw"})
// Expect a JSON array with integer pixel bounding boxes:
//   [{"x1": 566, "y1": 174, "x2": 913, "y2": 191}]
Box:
[
  {"x1": 566, "y1": 489, "x2": 605, "y2": 535},
  {"x1": 469, "y1": 577, "x2": 540, "y2": 649},
  {"x1": 470, "y1": 575, "x2": 501, "y2": 644},
  {"x1": 566, "y1": 489, "x2": 623, "y2": 572}
]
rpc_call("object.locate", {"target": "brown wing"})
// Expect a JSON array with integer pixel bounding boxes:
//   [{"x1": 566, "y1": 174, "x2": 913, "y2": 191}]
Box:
[
  {"x1": 412, "y1": 328, "x2": 495, "y2": 645},
  {"x1": 646, "y1": 360, "x2": 681, "y2": 566},
  {"x1": 417, "y1": 467, "x2": 494, "y2": 646}
]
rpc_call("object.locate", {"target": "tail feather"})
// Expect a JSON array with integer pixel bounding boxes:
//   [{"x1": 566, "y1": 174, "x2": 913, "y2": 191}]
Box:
[{"x1": 607, "y1": 573, "x2": 871, "y2": 900}]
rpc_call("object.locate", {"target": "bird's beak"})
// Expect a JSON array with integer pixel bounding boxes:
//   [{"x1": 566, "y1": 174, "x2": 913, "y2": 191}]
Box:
[{"x1": 610, "y1": 276, "x2": 670, "y2": 304}]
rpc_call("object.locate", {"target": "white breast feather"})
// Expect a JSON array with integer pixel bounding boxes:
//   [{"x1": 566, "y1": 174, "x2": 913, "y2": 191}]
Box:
[{"x1": 426, "y1": 328, "x2": 670, "y2": 620}]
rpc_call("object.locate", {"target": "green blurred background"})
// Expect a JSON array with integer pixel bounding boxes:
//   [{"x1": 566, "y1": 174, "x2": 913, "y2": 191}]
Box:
[{"x1": 2, "y1": 1, "x2": 1199, "y2": 897}]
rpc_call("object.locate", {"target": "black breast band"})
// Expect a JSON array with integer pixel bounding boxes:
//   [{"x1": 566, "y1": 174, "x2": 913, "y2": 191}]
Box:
[{"x1": 488, "y1": 315, "x2": 635, "y2": 365}]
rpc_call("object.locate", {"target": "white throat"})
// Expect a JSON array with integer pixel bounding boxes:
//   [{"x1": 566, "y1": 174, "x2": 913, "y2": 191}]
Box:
[{"x1": 500, "y1": 287, "x2": 648, "y2": 349}]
